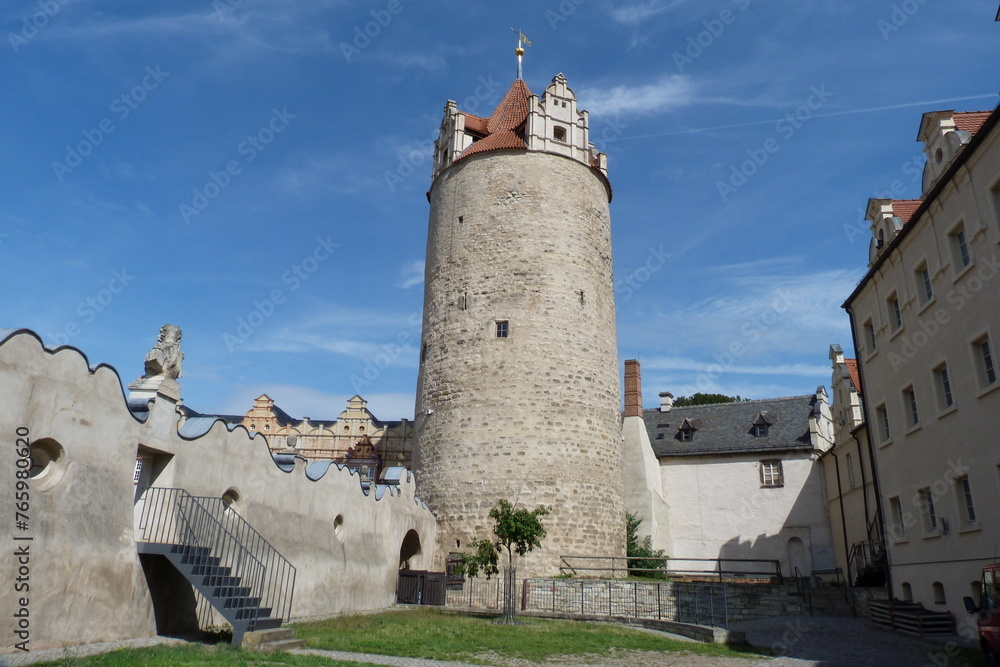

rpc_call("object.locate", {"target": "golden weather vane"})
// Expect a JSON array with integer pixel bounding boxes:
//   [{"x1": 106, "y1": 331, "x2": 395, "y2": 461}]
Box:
[{"x1": 511, "y1": 28, "x2": 531, "y2": 79}]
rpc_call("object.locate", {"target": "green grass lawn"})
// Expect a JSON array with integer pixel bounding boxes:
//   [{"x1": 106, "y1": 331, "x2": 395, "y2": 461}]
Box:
[
  {"x1": 293, "y1": 608, "x2": 763, "y2": 663},
  {"x1": 27, "y1": 643, "x2": 378, "y2": 666}
]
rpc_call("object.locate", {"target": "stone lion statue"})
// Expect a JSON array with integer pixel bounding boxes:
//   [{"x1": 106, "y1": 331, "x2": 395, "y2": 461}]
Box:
[{"x1": 144, "y1": 324, "x2": 183, "y2": 379}]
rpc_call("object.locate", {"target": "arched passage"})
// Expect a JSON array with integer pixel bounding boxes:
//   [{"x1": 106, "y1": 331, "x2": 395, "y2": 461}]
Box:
[{"x1": 399, "y1": 529, "x2": 421, "y2": 570}]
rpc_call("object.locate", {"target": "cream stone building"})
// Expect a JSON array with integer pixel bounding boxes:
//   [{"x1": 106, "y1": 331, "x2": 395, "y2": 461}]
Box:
[
  {"x1": 413, "y1": 72, "x2": 624, "y2": 576},
  {"x1": 842, "y1": 105, "x2": 1000, "y2": 623},
  {"x1": 623, "y1": 360, "x2": 837, "y2": 580},
  {"x1": 821, "y1": 346, "x2": 884, "y2": 587},
  {"x1": 228, "y1": 393, "x2": 414, "y2": 483},
  {"x1": 0, "y1": 327, "x2": 436, "y2": 651}
]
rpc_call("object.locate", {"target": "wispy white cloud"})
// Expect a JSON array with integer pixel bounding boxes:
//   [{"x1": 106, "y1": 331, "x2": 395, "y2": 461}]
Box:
[
  {"x1": 397, "y1": 260, "x2": 425, "y2": 289},
  {"x1": 579, "y1": 75, "x2": 696, "y2": 116},
  {"x1": 610, "y1": 0, "x2": 685, "y2": 27}
]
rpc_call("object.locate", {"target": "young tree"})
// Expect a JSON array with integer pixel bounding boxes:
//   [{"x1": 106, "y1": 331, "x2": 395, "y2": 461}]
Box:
[
  {"x1": 626, "y1": 512, "x2": 667, "y2": 579},
  {"x1": 453, "y1": 498, "x2": 549, "y2": 623}
]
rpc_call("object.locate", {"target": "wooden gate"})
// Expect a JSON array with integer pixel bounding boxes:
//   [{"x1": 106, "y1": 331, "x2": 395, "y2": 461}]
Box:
[{"x1": 396, "y1": 570, "x2": 446, "y2": 606}]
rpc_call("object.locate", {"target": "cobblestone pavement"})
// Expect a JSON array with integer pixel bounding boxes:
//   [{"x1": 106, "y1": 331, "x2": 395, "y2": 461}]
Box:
[{"x1": 730, "y1": 615, "x2": 978, "y2": 666}]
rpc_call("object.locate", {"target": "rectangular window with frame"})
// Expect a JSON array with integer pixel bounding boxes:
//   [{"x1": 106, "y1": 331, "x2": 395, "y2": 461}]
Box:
[
  {"x1": 876, "y1": 404, "x2": 891, "y2": 443},
  {"x1": 889, "y1": 496, "x2": 906, "y2": 539},
  {"x1": 888, "y1": 295, "x2": 902, "y2": 331},
  {"x1": 956, "y1": 476, "x2": 977, "y2": 525},
  {"x1": 920, "y1": 487, "x2": 938, "y2": 532},
  {"x1": 846, "y1": 452, "x2": 856, "y2": 489},
  {"x1": 903, "y1": 386, "x2": 919, "y2": 428},
  {"x1": 760, "y1": 460, "x2": 783, "y2": 488},
  {"x1": 951, "y1": 225, "x2": 971, "y2": 270},
  {"x1": 916, "y1": 264, "x2": 933, "y2": 304},
  {"x1": 974, "y1": 336, "x2": 997, "y2": 387},
  {"x1": 934, "y1": 364, "x2": 954, "y2": 410},
  {"x1": 495, "y1": 320, "x2": 509, "y2": 338},
  {"x1": 864, "y1": 319, "x2": 877, "y2": 354},
  {"x1": 992, "y1": 181, "x2": 1000, "y2": 231},
  {"x1": 133, "y1": 457, "x2": 144, "y2": 485}
]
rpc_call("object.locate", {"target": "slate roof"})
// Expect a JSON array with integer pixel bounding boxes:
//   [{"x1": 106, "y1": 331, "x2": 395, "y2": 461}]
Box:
[{"x1": 644, "y1": 396, "x2": 817, "y2": 457}]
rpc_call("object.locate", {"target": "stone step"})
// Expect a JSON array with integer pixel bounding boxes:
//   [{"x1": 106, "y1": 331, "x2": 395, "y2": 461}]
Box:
[
  {"x1": 254, "y1": 638, "x2": 307, "y2": 652},
  {"x1": 243, "y1": 627, "x2": 294, "y2": 647}
]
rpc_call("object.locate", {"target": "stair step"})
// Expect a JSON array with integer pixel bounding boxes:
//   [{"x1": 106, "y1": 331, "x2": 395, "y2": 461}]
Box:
[
  {"x1": 201, "y1": 574, "x2": 241, "y2": 587},
  {"x1": 213, "y1": 586, "x2": 251, "y2": 598},
  {"x1": 253, "y1": 638, "x2": 307, "y2": 652},
  {"x1": 252, "y1": 617, "x2": 283, "y2": 631},
  {"x1": 191, "y1": 564, "x2": 233, "y2": 577},
  {"x1": 224, "y1": 597, "x2": 262, "y2": 610}
]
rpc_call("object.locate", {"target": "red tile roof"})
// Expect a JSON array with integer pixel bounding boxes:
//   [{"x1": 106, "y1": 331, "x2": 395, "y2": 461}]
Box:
[
  {"x1": 890, "y1": 199, "x2": 922, "y2": 224},
  {"x1": 455, "y1": 79, "x2": 531, "y2": 162},
  {"x1": 463, "y1": 114, "x2": 488, "y2": 136},
  {"x1": 845, "y1": 359, "x2": 861, "y2": 395},
  {"x1": 953, "y1": 111, "x2": 992, "y2": 135}
]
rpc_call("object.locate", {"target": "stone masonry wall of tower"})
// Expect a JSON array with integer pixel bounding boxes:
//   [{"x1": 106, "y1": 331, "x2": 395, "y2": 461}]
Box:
[{"x1": 413, "y1": 141, "x2": 625, "y2": 577}]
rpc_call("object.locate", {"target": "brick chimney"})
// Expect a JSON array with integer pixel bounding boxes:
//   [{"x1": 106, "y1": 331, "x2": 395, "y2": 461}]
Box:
[{"x1": 624, "y1": 360, "x2": 642, "y2": 417}]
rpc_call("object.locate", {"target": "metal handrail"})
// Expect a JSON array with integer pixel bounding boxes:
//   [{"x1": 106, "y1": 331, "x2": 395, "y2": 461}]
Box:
[
  {"x1": 794, "y1": 566, "x2": 813, "y2": 616},
  {"x1": 559, "y1": 555, "x2": 783, "y2": 583},
  {"x1": 136, "y1": 488, "x2": 296, "y2": 626}
]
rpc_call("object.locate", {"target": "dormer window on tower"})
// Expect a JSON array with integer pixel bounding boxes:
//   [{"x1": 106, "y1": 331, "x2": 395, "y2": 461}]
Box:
[{"x1": 553, "y1": 126, "x2": 566, "y2": 142}]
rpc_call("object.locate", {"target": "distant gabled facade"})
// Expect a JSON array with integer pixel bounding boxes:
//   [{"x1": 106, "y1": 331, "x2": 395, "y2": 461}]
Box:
[
  {"x1": 623, "y1": 360, "x2": 836, "y2": 579},
  {"x1": 843, "y1": 105, "x2": 1000, "y2": 623}
]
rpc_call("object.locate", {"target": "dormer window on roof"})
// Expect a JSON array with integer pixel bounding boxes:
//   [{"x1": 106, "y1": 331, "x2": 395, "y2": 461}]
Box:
[
  {"x1": 752, "y1": 411, "x2": 773, "y2": 437},
  {"x1": 677, "y1": 418, "x2": 698, "y2": 442}
]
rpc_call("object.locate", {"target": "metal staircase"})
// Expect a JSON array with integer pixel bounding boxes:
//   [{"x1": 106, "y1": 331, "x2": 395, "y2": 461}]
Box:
[{"x1": 136, "y1": 488, "x2": 296, "y2": 646}]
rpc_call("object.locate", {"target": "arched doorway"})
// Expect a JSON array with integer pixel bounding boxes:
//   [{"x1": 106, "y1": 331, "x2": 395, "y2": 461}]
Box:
[
  {"x1": 786, "y1": 537, "x2": 809, "y2": 578},
  {"x1": 399, "y1": 530, "x2": 421, "y2": 570}
]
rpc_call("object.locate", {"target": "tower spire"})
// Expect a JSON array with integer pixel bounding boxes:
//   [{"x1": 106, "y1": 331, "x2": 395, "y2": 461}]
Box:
[{"x1": 511, "y1": 28, "x2": 530, "y2": 80}]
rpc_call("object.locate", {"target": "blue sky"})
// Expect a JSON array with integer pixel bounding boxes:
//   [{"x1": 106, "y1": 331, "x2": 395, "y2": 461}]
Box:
[{"x1": 4, "y1": 0, "x2": 999, "y2": 420}]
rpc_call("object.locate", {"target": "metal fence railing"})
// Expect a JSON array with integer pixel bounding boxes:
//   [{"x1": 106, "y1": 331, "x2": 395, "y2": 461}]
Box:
[
  {"x1": 559, "y1": 555, "x2": 783, "y2": 583},
  {"x1": 136, "y1": 487, "x2": 296, "y2": 627}
]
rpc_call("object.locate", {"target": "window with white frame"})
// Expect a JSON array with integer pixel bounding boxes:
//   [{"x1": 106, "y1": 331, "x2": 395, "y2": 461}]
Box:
[
  {"x1": 934, "y1": 364, "x2": 954, "y2": 410},
  {"x1": 495, "y1": 320, "x2": 509, "y2": 338},
  {"x1": 760, "y1": 460, "x2": 783, "y2": 488},
  {"x1": 889, "y1": 496, "x2": 906, "y2": 539},
  {"x1": 133, "y1": 457, "x2": 144, "y2": 485},
  {"x1": 951, "y1": 225, "x2": 971, "y2": 270},
  {"x1": 876, "y1": 404, "x2": 891, "y2": 443},
  {"x1": 903, "y1": 386, "x2": 920, "y2": 428},
  {"x1": 916, "y1": 264, "x2": 933, "y2": 304},
  {"x1": 888, "y1": 294, "x2": 903, "y2": 331},
  {"x1": 956, "y1": 475, "x2": 977, "y2": 525},
  {"x1": 919, "y1": 487, "x2": 938, "y2": 532},
  {"x1": 973, "y1": 335, "x2": 997, "y2": 387},
  {"x1": 864, "y1": 319, "x2": 877, "y2": 354}
]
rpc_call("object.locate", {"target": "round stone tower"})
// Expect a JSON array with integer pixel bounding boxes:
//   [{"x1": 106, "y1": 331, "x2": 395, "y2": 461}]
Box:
[{"x1": 413, "y1": 73, "x2": 624, "y2": 576}]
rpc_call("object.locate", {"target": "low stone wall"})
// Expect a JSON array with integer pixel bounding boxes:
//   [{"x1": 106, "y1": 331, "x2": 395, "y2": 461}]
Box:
[{"x1": 518, "y1": 578, "x2": 806, "y2": 627}]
